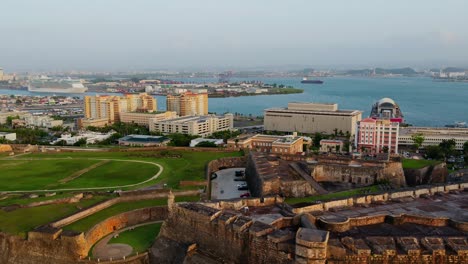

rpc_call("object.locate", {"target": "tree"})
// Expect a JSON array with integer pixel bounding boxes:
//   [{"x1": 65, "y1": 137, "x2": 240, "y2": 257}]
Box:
[
  {"x1": 313, "y1": 133, "x2": 324, "y2": 148},
  {"x1": 73, "y1": 138, "x2": 87, "y2": 146},
  {"x1": 463, "y1": 141, "x2": 468, "y2": 155},
  {"x1": 195, "y1": 141, "x2": 218, "y2": 148},
  {"x1": 425, "y1": 145, "x2": 444, "y2": 160},
  {"x1": 439, "y1": 139, "x2": 456, "y2": 159},
  {"x1": 411, "y1": 133, "x2": 425, "y2": 153}
]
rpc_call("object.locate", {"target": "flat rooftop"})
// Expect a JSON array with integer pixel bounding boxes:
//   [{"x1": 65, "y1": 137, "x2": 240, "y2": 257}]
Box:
[
  {"x1": 155, "y1": 114, "x2": 227, "y2": 124},
  {"x1": 265, "y1": 107, "x2": 362, "y2": 116},
  {"x1": 400, "y1": 127, "x2": 468, "y2": 136},
  {"x1": 118, "y1": 134, "x2": 168, "y2": 143}
]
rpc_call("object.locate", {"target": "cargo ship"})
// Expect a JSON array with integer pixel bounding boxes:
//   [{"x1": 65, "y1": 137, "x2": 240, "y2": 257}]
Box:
[
  {"x1": 300, "y1": 77, "x2": 323, "y2": 84},
  {"x1": 28, "y1": 77, "x2": 88, "y2": 94}
]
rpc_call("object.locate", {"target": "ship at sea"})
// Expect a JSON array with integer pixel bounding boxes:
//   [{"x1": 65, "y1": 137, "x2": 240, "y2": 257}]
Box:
[
  {"x1": 28, "y1": 76, "x2": 88, "y2": 94},
  {"x1": 300, "y1": 77, "x2": 323, "y2": 84}
]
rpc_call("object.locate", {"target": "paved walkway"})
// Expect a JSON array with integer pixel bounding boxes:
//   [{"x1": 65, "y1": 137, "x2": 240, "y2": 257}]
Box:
[
  {"x1": 0, "y1": 158, "x2": 164, "y2": 193},
  {"x1": 92, "y1": 221, "x2": 162, "y2": 260}
]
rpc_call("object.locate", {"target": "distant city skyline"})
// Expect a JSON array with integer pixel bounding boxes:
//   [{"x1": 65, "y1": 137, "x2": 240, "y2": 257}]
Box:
[{"x1": 1, "y1": 0, "x2": 468, "y2": 71}]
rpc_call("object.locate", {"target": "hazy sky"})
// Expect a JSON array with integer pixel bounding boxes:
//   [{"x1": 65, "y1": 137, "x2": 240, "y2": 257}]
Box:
[{"x1": 1, "y1": 0, "x2": 468, "y2": 71}]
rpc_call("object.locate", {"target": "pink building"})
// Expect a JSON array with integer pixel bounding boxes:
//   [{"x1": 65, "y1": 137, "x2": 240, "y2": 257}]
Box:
[{"x1": 355, "y1": 118, "x2": 399, "y2": 154}]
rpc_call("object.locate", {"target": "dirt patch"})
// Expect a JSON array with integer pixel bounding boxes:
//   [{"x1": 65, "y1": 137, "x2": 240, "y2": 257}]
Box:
[{"x1": 59, "y1": 160, "x2": 110, "y2": 184}]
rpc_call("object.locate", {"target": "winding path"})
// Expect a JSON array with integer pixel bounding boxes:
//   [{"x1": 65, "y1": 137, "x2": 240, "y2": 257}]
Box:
[
  {"x1": 0, "y1": 158, "x2": 164, "y2": 193},
  {"x1": 92, "y1": 221, "x2": 162, "y2": 260}
]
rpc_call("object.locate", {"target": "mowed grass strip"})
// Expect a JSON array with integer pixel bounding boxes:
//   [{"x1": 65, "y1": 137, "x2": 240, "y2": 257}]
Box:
[
  {"x1": 285, "y1": 186, "x2": 380, "y2": 205},
  {"x1": 0, "y1": 159, "x2": 100, "y2": 191},
  {"x1": 109, "y1": 223, "x2": 162, "y2": 253},
  {"x1": 64, "y1": 196, "x2": 199, "y2": 232},
  {"x1": 0, "y1": 195, "x2": 108, "y2": 236},
  {"x1": 57, "y1": 160, "x2": 159, "y2": 189},
  {"x1": 402, "y1": 158, "x2": 441, "y2": 169}
]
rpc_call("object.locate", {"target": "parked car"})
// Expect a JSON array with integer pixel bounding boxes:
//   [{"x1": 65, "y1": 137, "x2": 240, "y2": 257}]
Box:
[
  {"x1": 240, "y1": 192, "x2": 250, "y2": 198},
  {"x1": 237, "y1": 183, "x2": 247, "y2": 188},
  {"x1": 237, "y1": 186, "x2": 248, "y2": 191},
  {"x1": 235, "y1": 170, "x2": 245, "y2": 177},
  {"x1": 234, "y1": 177, "x2": 246, "y2": 181},
  {"x1": 211, "y1": 173, "x2": 218, "y2": 180}
]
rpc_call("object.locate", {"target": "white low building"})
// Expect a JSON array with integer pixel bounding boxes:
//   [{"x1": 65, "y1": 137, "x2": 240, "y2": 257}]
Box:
[
  {"x1": 0, "y1": 132, "x2": 16, "y2": 141},
  {"x1": 25, "y1": 115, "x2": 63, "y2": 128},
  {"x1": 189, "y1": 138, "x2": 224, "y2": 147},
  {"x1": 51, "y1": 131, "x2": 115, "y2": 145},
  {"x1": 399, "y1": 127, "x2": 468, "y2": 150}
]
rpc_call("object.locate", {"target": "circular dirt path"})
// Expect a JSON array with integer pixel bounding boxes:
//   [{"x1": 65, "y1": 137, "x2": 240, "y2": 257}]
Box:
[
  {"x1": 92, "y1": 221, "x2": 161, "y2": 260},
  {"x1": 0, "y1": 158, "x2": 163, "y2": 193}
]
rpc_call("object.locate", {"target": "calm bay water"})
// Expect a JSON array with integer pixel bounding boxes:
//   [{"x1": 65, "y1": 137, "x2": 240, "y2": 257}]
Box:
[{"x1": 1, "y1": 76, "x2": 467, "y2": 127}]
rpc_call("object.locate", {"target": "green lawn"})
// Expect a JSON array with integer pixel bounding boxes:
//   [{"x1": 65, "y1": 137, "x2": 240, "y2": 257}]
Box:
[
  {"x1": 402, "y1": 159, "x2": 441, "y2": 169},
  {"x1": 64, "y1": 196, "x2": 199, "y2": 232},
  {"x1": 109, "y1": 223, "x2": 162, "y2": 253},
  {"x1": 0, "y1": 159, "x2": 159, "y2": 191},
  {"x1": 285, "y1": 186, "x2": 380, "y2": 205},
  {"x1": 0, "y1": 195, "x2": 108, "y2": 236},
  {"x1": 20, "y1": 150, "x2": 243, "y2": 190}
]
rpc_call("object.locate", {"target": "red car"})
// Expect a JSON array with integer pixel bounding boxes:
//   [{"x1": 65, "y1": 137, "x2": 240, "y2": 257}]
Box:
[{"x1": 240, "y1": 192, "x2": 250, "y2": 198}]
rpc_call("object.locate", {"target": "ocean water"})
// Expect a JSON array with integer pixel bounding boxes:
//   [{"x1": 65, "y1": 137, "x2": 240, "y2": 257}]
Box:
[{"x1": 1, "y1": 76, "x2": 467, "y2": 127}]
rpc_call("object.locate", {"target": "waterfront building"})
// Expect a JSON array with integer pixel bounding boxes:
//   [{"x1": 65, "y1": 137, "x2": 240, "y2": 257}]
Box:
[
  {"x1": 355, "y1": 118, "x2": 399, "y2": 154},
  {"x1": 227, "y1": 133, "x2": 304, "y2": 154},
  {"x1": 0, "y1": 132, "x2": 16, "y2": 141},
  {"x1": 117, "y1": 134, "x2": 170, "y2": 147},
  {"x1": 264, "y1": 102, "x2": 362, "y2": 136},
  {"x1": 149, "y1": 114, "x2": 233, "y2": 137},
  {"x1": 119, "y1": 111, "x2": 177, "y2": 127},
  {"x1": 369, "y1": 97, "x2": 404, "y2": 123},
  {"x1": 319, "y1": 139, "x2": 345, "y2": 153},
  {"x1": 399, "y1": 127, "x2": 468, "y2": 150},
  {"x1": 166, "y1": 92, "x2": 208, "y2": 116}
]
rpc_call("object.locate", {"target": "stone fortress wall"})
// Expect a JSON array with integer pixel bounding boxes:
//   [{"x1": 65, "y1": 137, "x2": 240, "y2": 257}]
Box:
[
  {"x1": 153, "y1": 182, "x2": 468, "y2": 264},
  {"x1": 0, "y1": 189, "x2": 195, "y2": 264}
]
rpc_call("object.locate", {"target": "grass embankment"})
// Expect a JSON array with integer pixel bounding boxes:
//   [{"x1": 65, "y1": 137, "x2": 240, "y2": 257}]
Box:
[
  {"x1": 0, "y1": 193, "x2": 77, "y2": 207},
  {"x1": 402, "y1": 159, "x2": 441, "y2": 169},
  {"x1": 64, "y1": 196, "x2": 199, "y2": 232},
  {"x1": 285, "y1": 186, "x2": 380, "y2": 205},
  {"x1": 109, "y1": 223, "x2": 162, "y2": 253},
  {"x1": 0, "y1": 195, "x2": 108, "y2": 236}
]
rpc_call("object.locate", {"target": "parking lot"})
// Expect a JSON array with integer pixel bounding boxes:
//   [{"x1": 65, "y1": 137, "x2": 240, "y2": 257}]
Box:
[{"x1": 211, "y1": 167, "x2": 249, "y2": 200}]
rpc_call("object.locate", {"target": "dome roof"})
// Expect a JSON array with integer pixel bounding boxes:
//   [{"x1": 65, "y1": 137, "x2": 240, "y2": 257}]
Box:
[{"x1": 377, "y1": 97, "x2": 396, "y2": 106}]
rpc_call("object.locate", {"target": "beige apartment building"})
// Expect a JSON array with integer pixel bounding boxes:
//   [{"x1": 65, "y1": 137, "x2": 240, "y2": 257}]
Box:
[
  {"x1": 227, "y1": 134, "x2": 304, "y2": 154},
  {"x1": 79, "y1": 118, "x2": 109, "y2": 128},
  {"x1": 399, "y1": 127, "x2": 468, "y2": 150},
  {"x1": 120, "y1": 111, "x2": 177, "y2": 127},
  {"x1": 264, "y1": 102, "x2": 362, "y2": 136},
  {"x1": 150, "y1": 113, "x2": 233, "y2": 137},
  {"x1": 0, "y1": 111, "x2": 32, "y2": 124},
  {"x1": 83, "y1": 93, "x2": 158, "y2": 127},
  {"x1": 166, "y1": 92, "x2": 208, "y2": 116}
]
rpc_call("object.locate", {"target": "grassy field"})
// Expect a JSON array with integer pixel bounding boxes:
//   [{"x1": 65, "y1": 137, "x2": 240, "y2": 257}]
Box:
[
  {"x1": 285, "y1": 185, "x2": 380, "y2": 205},
  {"x1": 402, "y1": 159, "x2": 441, "y2": 169},
  {"x1": 64, "y1": 196, "x2": 199, "y2": 232},
  {"x1": 109, "y1": 223, "x2": 162, "y2": 253},
  {"x1": 0, "y1": 159, "x2": 159, "y2": 191},
  {"x1": 0, "y1": 149, "x2": 242, "y2": 191},
  {"x1": 0, "y1": 195, "x2": 108, "y2": 236}
]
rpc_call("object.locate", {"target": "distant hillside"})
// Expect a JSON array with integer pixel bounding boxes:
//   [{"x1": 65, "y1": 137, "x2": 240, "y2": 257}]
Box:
[
  {"x1": 346, "y1": 67, "x2": 418, "y2": 75},
  {"x1": 443, "y1": 67, "x2": 466, "y2": 73}
]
